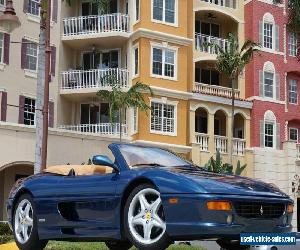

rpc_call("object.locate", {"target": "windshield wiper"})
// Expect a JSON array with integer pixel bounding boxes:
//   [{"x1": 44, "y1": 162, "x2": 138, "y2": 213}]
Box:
[{"x1": 131, "y1": 163, "x2": 168, "y2": 168}]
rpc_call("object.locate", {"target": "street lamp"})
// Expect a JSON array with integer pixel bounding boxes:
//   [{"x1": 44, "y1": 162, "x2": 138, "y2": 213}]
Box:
[{"x1": 0, "y1": 0, "x2": 20, "y2": 33}]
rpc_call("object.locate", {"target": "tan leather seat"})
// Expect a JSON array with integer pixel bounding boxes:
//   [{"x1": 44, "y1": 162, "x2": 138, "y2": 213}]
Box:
[{"x1": 43, "y1": 165, "x2": 113, "y2": 176}]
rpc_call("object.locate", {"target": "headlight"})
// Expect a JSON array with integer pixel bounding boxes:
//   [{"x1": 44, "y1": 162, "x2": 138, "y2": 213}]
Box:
[{"x1": 207, "y1": 201, "x2": 232, "y2": 211}]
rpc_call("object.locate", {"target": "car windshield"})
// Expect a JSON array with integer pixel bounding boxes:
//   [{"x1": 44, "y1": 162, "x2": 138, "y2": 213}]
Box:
[{"x1": 118, "y1": 144, "x2": 190, "y2": 168}]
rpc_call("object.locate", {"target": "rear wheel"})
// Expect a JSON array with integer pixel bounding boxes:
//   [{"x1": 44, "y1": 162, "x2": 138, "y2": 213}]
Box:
[
  {"x1": 217, "y1": 239, "x2": 249, "y2": 250},
  {"x1": 105, "y1": 240, "x2": 132, "y2": 250},
  {"x1": 124, "y1": 184, "x2": 171, "y2": 250},
  {"x1": 13, "y1": 194, "x2": 48, "y2": 250}
]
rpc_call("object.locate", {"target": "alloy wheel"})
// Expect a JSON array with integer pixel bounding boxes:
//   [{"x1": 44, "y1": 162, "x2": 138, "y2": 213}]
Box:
[
  {"x1": 14, "y1": 199, "x2": 33, "y2": 244},
  {"x1": 128, "y1": 188, "x2": 166, "y2": 245}
]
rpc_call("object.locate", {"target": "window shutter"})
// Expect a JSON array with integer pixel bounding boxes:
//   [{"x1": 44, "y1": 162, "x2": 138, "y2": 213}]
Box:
[
  {"x1": 0, "y1": 91, "x2": 7, "y2": 122},
  {"x1": 23, "y1": 0, "x2": 29, "y2": 13},
  {"x1": 275, "y1": 73, "x2": 280, "y2": 100},
  {"x1": 260, "y1": 120, "x2": 264, "y2": 147},
  {"x1": 21, "y1": 38, "x2": 28, "y2": 69},
  {"x1": 50, "y1": 46, "x2": 56, "y2": 76},
  {"x1": 52, "y1": 0, "x2": 58, "y2": 22},
  {"x1": 259, "y1": 70, "x2": 264, "y2": 96},
  {"x1": 259, "y1": 21, "x2": 263, "y2": 45},
  {"x1": 3, "y1": 33, "x2": 10, "y2": 65},
  {"x1": 18, "y1": 95, "x2": 25, "y2": 124},
  {"x1": 275, "y1": 25, "x2": 279, "y2": 51},
  {"x1": 276, "y1": 123, "x2": 281, "y2": 150},
  {"x1": 49, "y1": 101, "x2": 54, "y2": 128}
]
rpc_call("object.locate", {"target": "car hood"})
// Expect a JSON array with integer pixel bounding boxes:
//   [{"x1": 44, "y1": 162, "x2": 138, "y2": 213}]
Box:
[{"x1": 166, "y1": 167, "x2": 288, "y2": 198}]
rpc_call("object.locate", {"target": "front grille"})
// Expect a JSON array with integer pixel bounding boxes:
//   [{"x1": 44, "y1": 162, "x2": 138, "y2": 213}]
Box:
[{"x1": 234, "y1": 202, "x2": 285, "y2": 219}]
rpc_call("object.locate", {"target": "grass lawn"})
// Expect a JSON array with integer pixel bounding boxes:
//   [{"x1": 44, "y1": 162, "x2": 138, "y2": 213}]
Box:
[{"x1": 45, "y1": 241, "x2": 207, "y2": 250}]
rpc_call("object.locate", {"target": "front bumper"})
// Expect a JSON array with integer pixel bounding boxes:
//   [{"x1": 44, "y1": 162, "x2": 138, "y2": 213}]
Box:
[{"x1": 162, "y1": 194, "x2": 293, "y2": 240}]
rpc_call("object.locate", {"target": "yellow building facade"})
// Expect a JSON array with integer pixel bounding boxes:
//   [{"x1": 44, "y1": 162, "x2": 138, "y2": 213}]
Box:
[{"x1": 58, "y1": 0, "x2": 253, "y2": 173}]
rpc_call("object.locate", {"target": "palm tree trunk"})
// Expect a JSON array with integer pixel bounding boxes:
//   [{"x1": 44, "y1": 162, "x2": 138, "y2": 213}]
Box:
[{"x1": 230, "y1": 79, "x2": 235, "y2": 166}]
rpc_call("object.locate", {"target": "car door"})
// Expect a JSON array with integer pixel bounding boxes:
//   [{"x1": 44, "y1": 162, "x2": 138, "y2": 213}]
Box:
[{"x1": 53, "y1": 171, "x2": 119, "y2": 233}]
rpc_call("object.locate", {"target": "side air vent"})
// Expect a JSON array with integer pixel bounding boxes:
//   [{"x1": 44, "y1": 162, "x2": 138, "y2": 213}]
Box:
[{"x1": 58, "y1": 202, "x2": 79, "y2": 221}]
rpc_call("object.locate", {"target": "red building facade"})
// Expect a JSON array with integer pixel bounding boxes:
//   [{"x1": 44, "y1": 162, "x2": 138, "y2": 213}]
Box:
[{"x1": 245, "y1": 0, "x2": 300, "y2": 150}]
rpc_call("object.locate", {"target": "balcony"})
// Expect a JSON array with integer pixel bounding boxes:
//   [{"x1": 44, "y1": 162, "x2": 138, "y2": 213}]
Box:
[
  {"x1": 195, "y1": 134, "x2": 246, "y2": 156},
  {"x1": 195, "y1": 133, "x2": 209, "y2": 151},
  {"x1": 194, "y1": 82, "x2": 240, "y2": 99},
  {"x1": 60, "y1": 68, "x2": 129, "y2": 94},
  {"x1": 199, "y1": 0, "x2": 238, "y2": 9},
  {"x1": 233, "y1": 138, "x2": 246, "y2": 156},
  {"x1": 215, "y1": 135, "x2": 228, "y2": 153},
  {"x1": 62, "y1": 14, "x2": 130, "y2": 49},
  {"x1": 59, "y1": 123, "x2": 128, "y2": 136},
  {"x1": 195, "y1": 33, "x2": 229, "y2": 55}
]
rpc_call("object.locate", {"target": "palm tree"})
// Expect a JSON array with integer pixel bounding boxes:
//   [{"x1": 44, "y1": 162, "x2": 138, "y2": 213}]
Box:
[
  {"x1": 97, "y1": 78, "x2": 153, "y2": 141},
  {"x1": 287, "y1": 0, "x2": 300, "y2": 58},
  {"x1": 213, "y1": 33, "x2": 259, "y2": 165}
]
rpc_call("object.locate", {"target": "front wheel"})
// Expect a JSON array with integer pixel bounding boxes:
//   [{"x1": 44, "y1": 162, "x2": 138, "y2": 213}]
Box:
[
  {"x1": 124, "y1": 184, "x2": 171, "y2": 250},
  {"x1": 13, "y1": 194, "x2": 48, "y2": 250}
]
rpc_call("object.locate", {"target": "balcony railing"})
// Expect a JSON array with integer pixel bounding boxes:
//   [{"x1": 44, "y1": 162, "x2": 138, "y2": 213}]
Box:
[
  {"x1": 195, "y1": 133, "x2": 209, "y2": 151},
  {"x1": 59, "y1": 123, "x2": 128, "y2": 136},
  {"x1": 61, "y1": 68, "x2": 129, "y2": 90},
  {"x1": 215, "y1": 135, "x2": 228, "y2": 154},
  {"x1": 63, "y1": 14, "x2": 130, "y2": 37},
  {"x1": 233, "y1": 138, "x2": 246, "y2": 156},
  {"x1": 297, "y1": 144, "x2": 300, "y2": 159},
  {"x1": 194, "y1": 82, "x2": 240, "y2": 99},
  {"x1": 195, "y1": 33, "x2": 229, "y2": 55},
  {"x1": 200, "y1": 0, "x2": 237, "y2": 9}
]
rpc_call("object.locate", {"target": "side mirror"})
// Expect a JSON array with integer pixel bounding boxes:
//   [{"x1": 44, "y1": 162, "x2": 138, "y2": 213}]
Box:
[{"x1": 92, "y1": 155, "x2": 119, "y2": 173}]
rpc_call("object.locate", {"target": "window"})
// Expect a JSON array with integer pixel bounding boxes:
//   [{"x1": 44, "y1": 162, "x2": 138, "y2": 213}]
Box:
[
  {"x1": 289, "y1": 79, "x2": 298, "y2": 104},
  {"x1": 133, "y1": 46, "x2": 139, "y2": 76},
  {"x1": 264, "y1": 72, "x2": 274, "y2": 98},
  {"x1": 134, "y1": 0, "x2": 140, "y2": 22},
  {"x1": 289, "y1": 128, "x2": 298, "y2": 142},
  {"x1": 153, "y1": 0, "x2": 176, "y2": 25},
  {"x1": 195, "y1": 68, "x2": 220, "y2": 85},
  {"x1": 24, "y1": 97, "x2": 36, "y2": 125},
  {"x1": 151, "y1": 101, "x2": 176, "y2": 135},
  {"x1": 0, "y1": 33, "x2": 3, "y2": 64},
  {"x1": 0, "y1": 0, "x2": 5, "y2": 6},
  {"x1": 288, "y1": 32, "x2": 297, "y2": 57},
  {"x1": 152, "y1": 46, "x2": 176, "y2": 79},
  {"x1": 264, "y1": 23, "x2": 273, "y2": 49},
  {"x1": 26, "y1": 42, "x2": 38, "y2": 71},
  {"x1": 265, "y1": 122, "x2": 274, "y2": 148},
  {"x1": 28, "y1": 0, "x2": 40, "y2": 16}
]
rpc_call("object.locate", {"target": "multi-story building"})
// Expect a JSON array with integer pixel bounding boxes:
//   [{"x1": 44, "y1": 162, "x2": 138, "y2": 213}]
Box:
[
  {"x1": 190, "y1": 0, "x2": 253, "y2": 174},
  {"x1": 245, "y1": 0, "x2": 300, "y2": 230}
]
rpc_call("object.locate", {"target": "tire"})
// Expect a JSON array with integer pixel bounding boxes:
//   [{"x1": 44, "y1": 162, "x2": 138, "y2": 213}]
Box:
[
  {"x1": 13, "y1": 194, "x2": 48, "y2": 250},
  {"x1": 124, "y1": 184, "x2": 171, "y2": 250},
  {"x1": 217, "y1": 239, "x2": 249, "y2": 250},
  {"x1": 105, "y1": 240, "x2": 132, "y2": 250}
]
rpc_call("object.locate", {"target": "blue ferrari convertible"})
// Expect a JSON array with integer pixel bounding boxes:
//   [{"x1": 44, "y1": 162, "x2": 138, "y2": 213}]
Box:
[{"x1": 6, "y1": 143, "x2": 293, "y2": 250}]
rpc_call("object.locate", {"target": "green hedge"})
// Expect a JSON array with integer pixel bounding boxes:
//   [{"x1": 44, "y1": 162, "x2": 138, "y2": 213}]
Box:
[{"x1": 0, "y1": 222, "x2": 13, "y2": 244}]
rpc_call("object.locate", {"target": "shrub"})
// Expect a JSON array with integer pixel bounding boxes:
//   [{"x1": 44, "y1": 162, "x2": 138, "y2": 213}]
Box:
[{"x1": 0, "y1": 222, "x2": 13, "y2": 244}]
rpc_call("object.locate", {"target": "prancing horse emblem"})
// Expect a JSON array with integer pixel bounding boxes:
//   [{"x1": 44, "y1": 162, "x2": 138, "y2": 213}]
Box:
[{"x1": 260, "y1": 205, "x2": 264, "y2": 215}]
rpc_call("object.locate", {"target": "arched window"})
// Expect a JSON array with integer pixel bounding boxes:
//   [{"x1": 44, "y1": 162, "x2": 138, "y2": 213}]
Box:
[
  {"x1": 260, "y1": 110, "x2": 280, "y2": 149},
  {"x1": 259, "y1": 13, "x2": 279, "y2": 51},
  {"x1": 259, "y1": 61, "x2": 280, "y2": 100}
]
